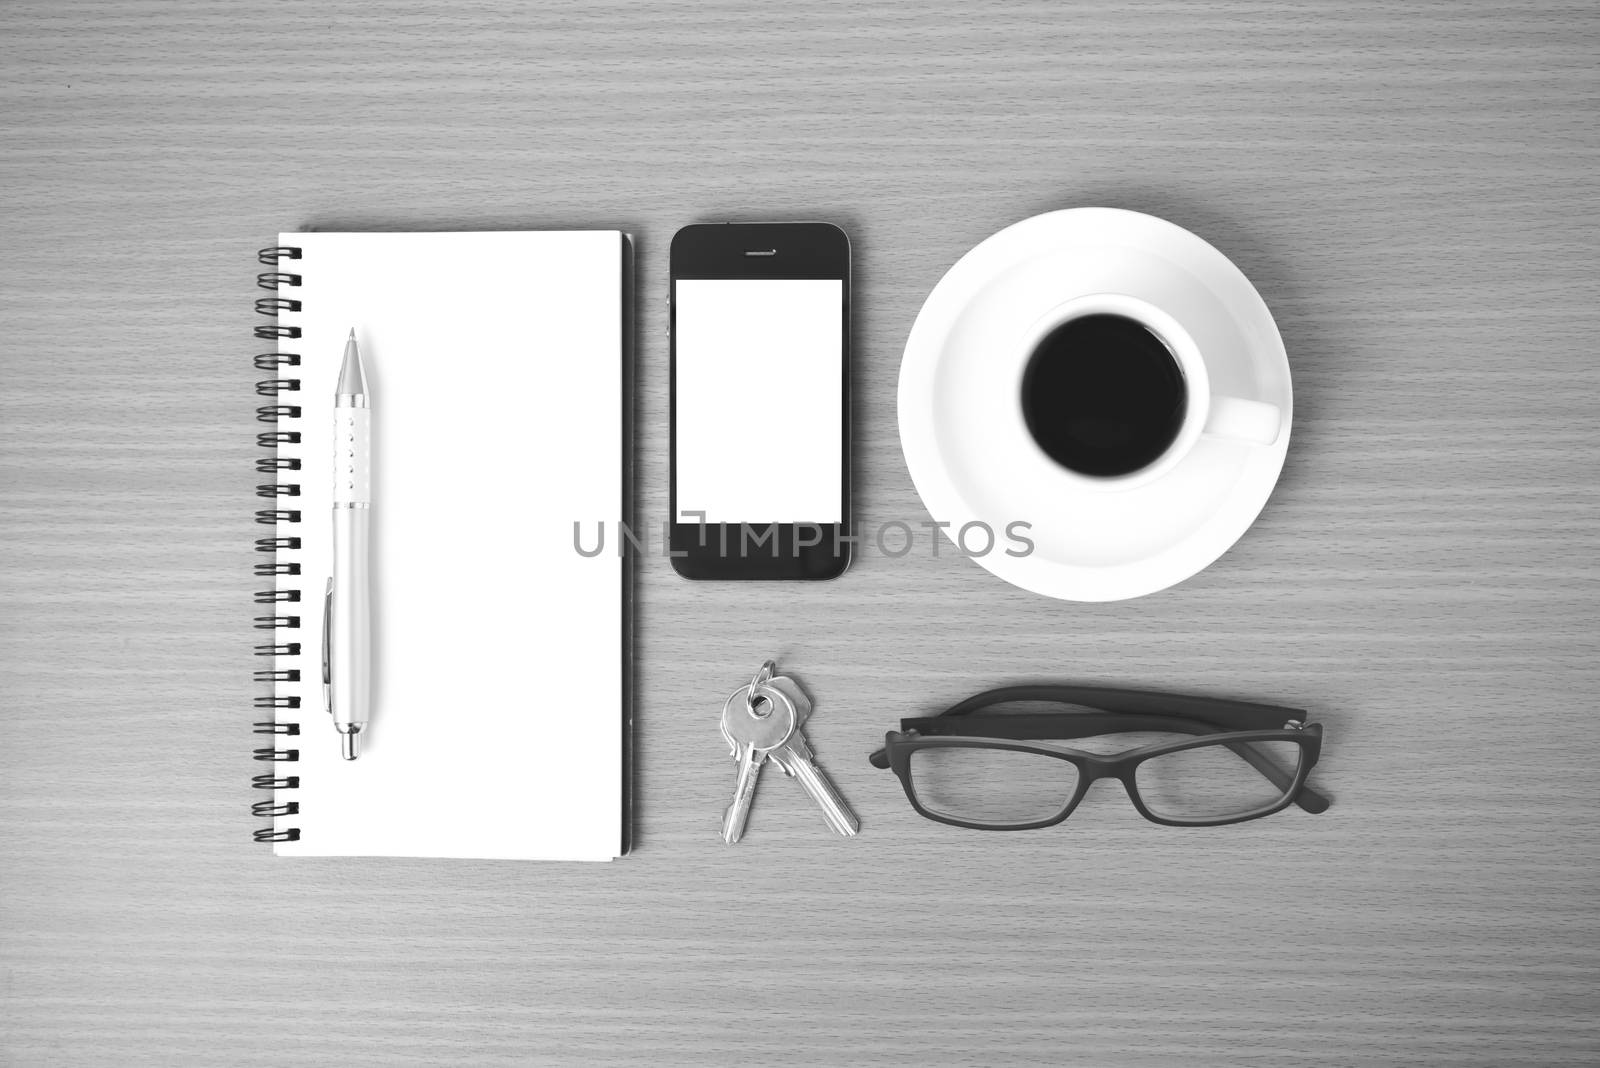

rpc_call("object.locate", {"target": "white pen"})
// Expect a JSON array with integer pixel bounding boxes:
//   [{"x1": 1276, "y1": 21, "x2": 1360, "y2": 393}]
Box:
[{"x1": 323, "y1": 329, "x2": 372, "y2": 759}]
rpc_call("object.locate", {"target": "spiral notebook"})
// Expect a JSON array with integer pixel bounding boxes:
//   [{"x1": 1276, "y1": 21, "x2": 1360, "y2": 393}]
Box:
[{"x1": 252, "y1": 231, "x2": 632, "y2": 860}]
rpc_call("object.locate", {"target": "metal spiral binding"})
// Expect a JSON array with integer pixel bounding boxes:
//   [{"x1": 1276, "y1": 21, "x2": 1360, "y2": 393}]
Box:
[
  {"x1": 253, "y1": 245, "x2": 304, "y2": 845},
  {"x1": 252, "y1": 773, "x2": 299, "y2": 788}
]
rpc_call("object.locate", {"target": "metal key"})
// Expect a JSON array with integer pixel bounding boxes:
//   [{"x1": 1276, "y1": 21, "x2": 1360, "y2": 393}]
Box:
[
  {"x1": 719, "y1": 682, "x2": 798, "y2": 844},
  {"x1": 765, "y1": 678, "x2": 860, "y2": 837},
  {"x1": 764, "y1": 674, "x2": 812, "y2": 729}
]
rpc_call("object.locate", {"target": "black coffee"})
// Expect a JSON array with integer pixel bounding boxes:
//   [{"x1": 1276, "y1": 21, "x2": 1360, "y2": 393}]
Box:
[{"x1": 1021, "y1": 313, "x2": 1187, "y2": 477}]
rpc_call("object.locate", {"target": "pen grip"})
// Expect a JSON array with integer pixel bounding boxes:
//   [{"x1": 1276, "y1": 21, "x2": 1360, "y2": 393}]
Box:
[
  {"x1": 330, "y1": 507, "x2": 371, "y2": 726},
  {"x1": 333, "y1": 407, "x2": 371, "y2": 505}
]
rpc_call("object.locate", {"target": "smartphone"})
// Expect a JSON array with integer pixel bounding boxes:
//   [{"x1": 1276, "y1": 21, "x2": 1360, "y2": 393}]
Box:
[{"x1": 670, "y1": 221, "x2": 851, "y2": 579}]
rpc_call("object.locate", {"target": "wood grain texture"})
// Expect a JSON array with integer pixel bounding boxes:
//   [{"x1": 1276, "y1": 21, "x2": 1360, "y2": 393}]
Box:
[{"x1": 2, "y1": 1, "x2": 1597, "y2": 1064}]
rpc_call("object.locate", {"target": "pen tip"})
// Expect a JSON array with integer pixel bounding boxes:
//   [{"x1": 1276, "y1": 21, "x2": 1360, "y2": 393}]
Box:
[
  {"x1": 340, "y1": 729, "x2": 360, "y2": 761},
  {"x1": 336, "y1": 332, "x2": 368, "y2": 396}
]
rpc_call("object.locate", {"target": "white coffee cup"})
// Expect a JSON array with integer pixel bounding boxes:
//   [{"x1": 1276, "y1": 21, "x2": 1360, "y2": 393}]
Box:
[{"x1": 1016, "y1": 292, "x2": 1283, "y2": 492}]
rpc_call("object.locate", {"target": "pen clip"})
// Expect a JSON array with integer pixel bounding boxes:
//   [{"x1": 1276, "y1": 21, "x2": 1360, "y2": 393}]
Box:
[{"x1": 321, "y1": 577, "x2": 333, "y2": 718}]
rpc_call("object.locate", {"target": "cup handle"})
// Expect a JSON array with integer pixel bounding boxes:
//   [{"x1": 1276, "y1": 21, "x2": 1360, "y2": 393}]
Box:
[{"x1": 1204, "y1": 396, "x2": 1283, "y2": 446}]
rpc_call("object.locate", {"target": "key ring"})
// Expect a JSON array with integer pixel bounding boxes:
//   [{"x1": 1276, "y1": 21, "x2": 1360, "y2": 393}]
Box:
[{"x1": 746, "y1": 660, "x2": 776, "y2": 717}]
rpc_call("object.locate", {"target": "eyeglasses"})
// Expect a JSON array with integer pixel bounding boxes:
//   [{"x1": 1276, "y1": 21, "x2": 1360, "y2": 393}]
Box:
[{"x1": 868, "y1": 685, "x2": 1329, "y2": 829}]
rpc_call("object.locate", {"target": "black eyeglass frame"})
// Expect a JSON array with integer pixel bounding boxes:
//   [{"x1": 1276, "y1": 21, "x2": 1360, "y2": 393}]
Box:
[{"x1": 868, "y1": 685, "x2": 1328, "y2": 830}]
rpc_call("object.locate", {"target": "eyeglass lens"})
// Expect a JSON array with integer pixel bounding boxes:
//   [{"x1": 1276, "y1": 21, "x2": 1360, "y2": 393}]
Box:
[
  {"x1": 1133, "y1": 736, "x2": 1302, "y2": 821},
  {"x1": 908, "y1": 746, "x2": 1080, "y2": 826},
  {"x1": 906, "y1": 732, "x2": 1303, "y2": 826}
]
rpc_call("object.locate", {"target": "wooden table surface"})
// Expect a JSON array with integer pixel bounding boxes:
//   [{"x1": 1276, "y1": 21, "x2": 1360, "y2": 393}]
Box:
[{"x1": 3, "y1": 2, "x2": 1597, "y2": 1064}]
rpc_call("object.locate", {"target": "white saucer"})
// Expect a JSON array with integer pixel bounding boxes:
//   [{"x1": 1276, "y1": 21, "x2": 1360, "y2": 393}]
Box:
[{"x1": 897, "y1": 208, "x2": 1293, "y2": 601}]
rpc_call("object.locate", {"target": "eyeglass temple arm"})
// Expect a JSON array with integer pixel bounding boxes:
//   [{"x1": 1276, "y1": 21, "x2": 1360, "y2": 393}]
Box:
[{"x1": 941, "y1": 685, "x2": 1304, "y2": 728}]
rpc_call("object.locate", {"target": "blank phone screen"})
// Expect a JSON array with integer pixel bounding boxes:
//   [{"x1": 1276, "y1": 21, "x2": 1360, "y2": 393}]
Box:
[{"x1": 674, "y1": 278, "x2": 843, "y2": 524}]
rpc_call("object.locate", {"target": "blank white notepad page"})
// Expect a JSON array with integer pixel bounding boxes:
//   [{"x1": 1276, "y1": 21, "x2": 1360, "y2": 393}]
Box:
[{"x1": 270, "y1": 231, "x2": 624, "y2": 859}]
